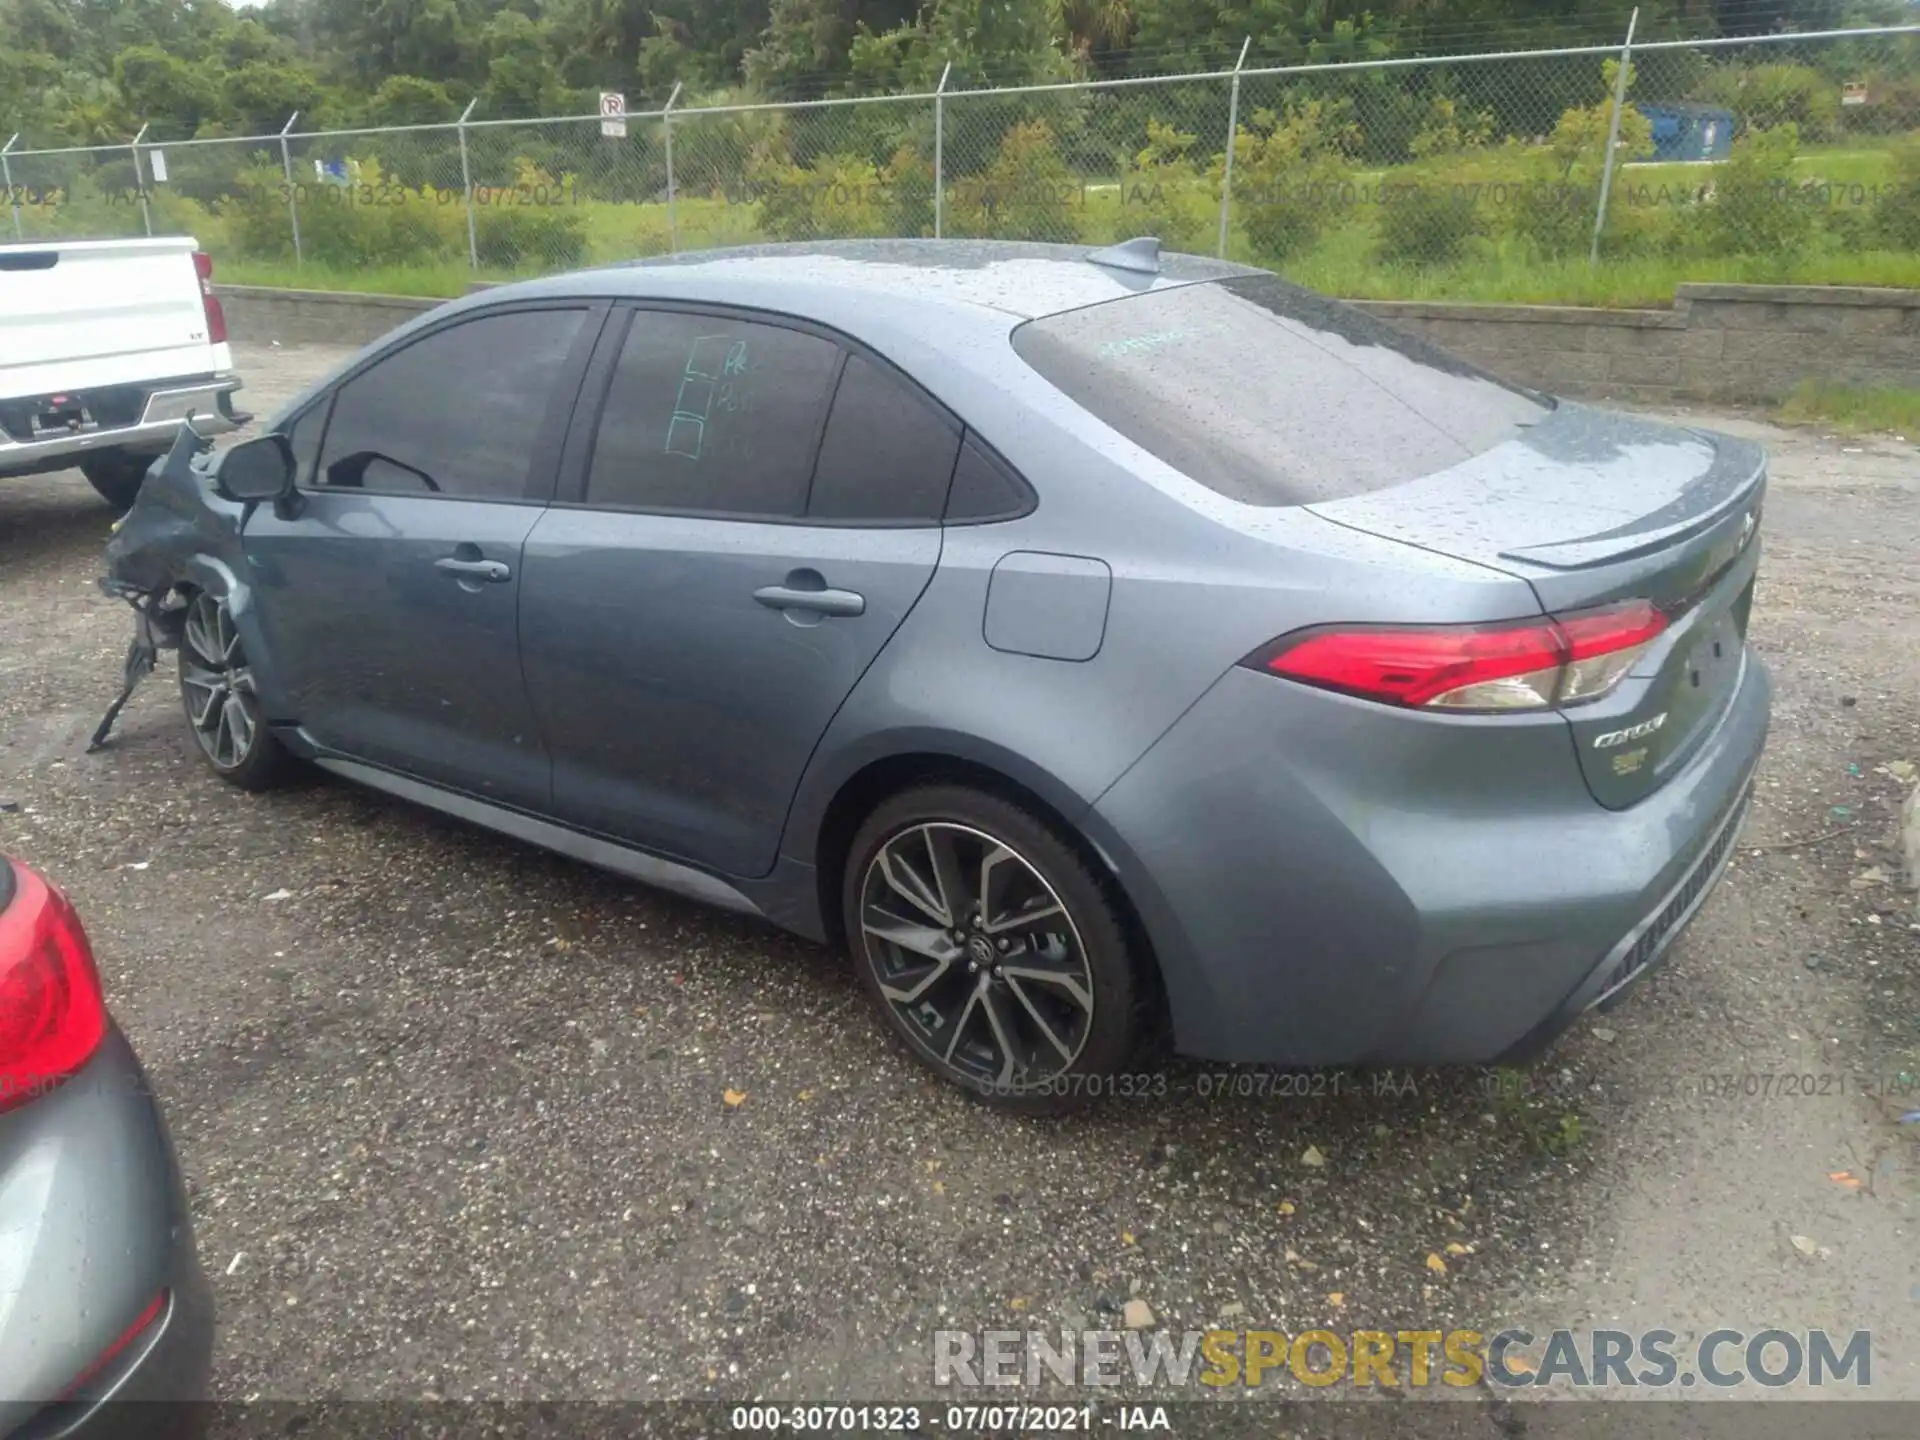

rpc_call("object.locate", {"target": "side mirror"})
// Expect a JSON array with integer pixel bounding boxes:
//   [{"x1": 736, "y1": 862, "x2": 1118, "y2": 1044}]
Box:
[{"x1": 212, "y1": 433, "x2": 296, "y2": 505}]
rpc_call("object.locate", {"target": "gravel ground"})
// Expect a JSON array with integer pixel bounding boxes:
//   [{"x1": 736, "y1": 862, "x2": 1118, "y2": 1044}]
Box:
[{"x1": 1, "y1": 344, "x2": 1917, "y2": 1411}]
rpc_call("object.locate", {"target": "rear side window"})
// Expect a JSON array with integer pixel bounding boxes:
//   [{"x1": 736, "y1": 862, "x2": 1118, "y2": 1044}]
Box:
[
  {"x1": 315, "y1": 308, "x2": 586, "y2": 499},
  {"x1": 807, "y1": 355, "x2": 961, "y2": 524},
  {"x1": 586, "y1": 310, "x2": 840, "y2": 517},
  {"x1": 1011, "y1": 275, "x2": 1549, "y2": 506}
]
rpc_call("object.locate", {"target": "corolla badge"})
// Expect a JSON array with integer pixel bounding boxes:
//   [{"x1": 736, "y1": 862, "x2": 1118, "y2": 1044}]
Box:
[{"x1": 1594, "y1": 713, "x2": 1668, "y2": 749}]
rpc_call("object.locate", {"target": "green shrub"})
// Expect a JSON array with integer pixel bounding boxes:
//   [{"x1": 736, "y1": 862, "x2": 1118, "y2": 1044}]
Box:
[
  {"x1": 1409, "y1": 94, "x2": 1495, "y2": 160},
  {"x1": 1694, "y1": 62, "x2": 1841, "y2": 143},
  {"x1": 1222, "y1": 99, "x2": 1358, "y2": 264},
  {"x1": 1374, "y1": 172, "x2": 1486, "y2": 266},
  {"x1": 474, "y1": 203, "x2": 587, "y2": 270},
  {"x1": 1115, "y1": 118, "x2": 1214, "y2": 253},
  {"x1": 219, "y1": 156, "x2": 466, "y2": 268},
  {"x1": 1510, "y1": 62, "x2": 1655, "y2": 260},
  {"x1": 1872, "y1": 141, "x2": 1920, "y2": 250},
  {"x1": 947, "y1": 120, "x2": 1083, "y2": 243},
  {"x1": 747, "y1": 150, "x2": 890, "y2": 242},
  {"x1": 1695, "y1": 124, "x2": 1815, "y2": 259},
  {"x1": 881, "y1": 144, "x2": 934, "y2": 239}
]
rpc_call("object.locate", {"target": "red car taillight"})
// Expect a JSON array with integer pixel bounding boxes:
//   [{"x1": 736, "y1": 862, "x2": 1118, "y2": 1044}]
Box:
[
  {"x1": 0, "y1": 861, "x2": 109, "y2": 1114},
  {"x1": 1248, "y1": 601, "x2": 1669, "y2": 712},
  {"x1": 193, "y1": 249, "x2": 228, "y2": 345}
]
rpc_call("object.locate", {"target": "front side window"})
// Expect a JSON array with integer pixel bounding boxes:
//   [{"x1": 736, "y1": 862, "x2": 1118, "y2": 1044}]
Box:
[
  {"x1": 315, "y1": 308, "x2": 587, "y2": 500},
  {"x1": 283, "y1": 397, "x2": 330, "y2": 487},
  {"x1": 585, "y1": 310, "x2": 841, "y2": 517}
]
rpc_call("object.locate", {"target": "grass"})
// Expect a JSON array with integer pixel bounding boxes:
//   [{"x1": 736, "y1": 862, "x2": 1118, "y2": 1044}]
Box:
[{"x1": 1775, "y1": 379, "x2": 1920, "y2": 435}]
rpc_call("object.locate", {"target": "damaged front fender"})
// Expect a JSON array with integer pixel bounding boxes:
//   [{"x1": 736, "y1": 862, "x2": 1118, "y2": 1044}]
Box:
[{"x1": 92, "y1": 423, "x2": 286, "y2": 750}]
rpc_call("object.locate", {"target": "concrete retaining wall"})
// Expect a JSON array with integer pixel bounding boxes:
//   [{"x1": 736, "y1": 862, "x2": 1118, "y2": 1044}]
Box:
[
  {"x1": 218, "y1": 281, "x2": 1920, "y2": 406},
  {"x1": 1353, "y1": 283, "x2": 1920, "y2": 406},
  {"x1": 218, "y1": 286, "x2": 440, "y2": 350}
]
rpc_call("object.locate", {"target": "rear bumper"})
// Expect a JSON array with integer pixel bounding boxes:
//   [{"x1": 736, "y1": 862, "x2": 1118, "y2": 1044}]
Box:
[
  {"x1": 0, "y1": 1031, "x2": 211, "y2": 1440},
  {"x1": 1087, "y1": 649, "x2": 1771, "y2": 1066},
  {"x1": 0, "y1": 376, "x2": 243, "y2": 477}
]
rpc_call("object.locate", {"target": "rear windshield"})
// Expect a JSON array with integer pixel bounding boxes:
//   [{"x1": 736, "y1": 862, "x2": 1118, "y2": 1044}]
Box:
[{"x1": 1011, "y1": 274, "x2": 1550, "y2": 505}]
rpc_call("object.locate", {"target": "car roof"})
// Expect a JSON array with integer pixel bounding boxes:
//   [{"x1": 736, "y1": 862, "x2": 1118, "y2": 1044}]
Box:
[{"x1": 472, "y1": 239, "x2": 1262, "y2": 324}]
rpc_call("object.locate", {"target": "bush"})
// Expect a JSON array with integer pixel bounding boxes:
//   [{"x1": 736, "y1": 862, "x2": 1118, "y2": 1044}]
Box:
[
  {"x1": 1510, "y1": 62, "x2": 1655, "y2": 261},
  {"x1": 1872, "y1": 141, "x2": 1920, "y2": 250},
  {"x1": 1374, "y1": 172, "x2": 1486, "y2": 266},
  {"x1": 1695, "y1": 63, "x2": 1840, "y2": 143},
  {"x1": 947, "y1": 120, "x2": 1083, "y2": 243},
  {"x1": 220, "y1": 156, "x2": 465, "y2": 267},
  {"x1": 1115, "y1": 118, "x2": 1214, "y2": 253},
  {"x1": 1695, "y1": 124, "x2": 1815, "y2": 260},
  {"x1": 881, "y1": 144, "x2": 934, "y2": 238},
  {"x1": 747, "y1": 150, "x2": 890, "y2": 242},
  {"x1": 1222, "y1": 100, "x2": 1357, "y2": 264},
  {"x1": 1409, "y1": 94, "x2": 1495, "y2": 160}
]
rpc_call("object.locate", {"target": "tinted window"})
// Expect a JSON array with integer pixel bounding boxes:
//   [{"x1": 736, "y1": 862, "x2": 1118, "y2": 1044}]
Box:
[
  {"x1": 586, "y1": 311, "x2": 840, "y2": 517},
  {"x1": 807, "y1": 356, "x2": 961, "y2": 523},
  {"x1": 944, "y1": 433, "x2": 1034, "y2": 523},
  {"x1": 315, "y1": 308, "x2": 585, "y2": 499},
  {"x1": 283, "y1": 398, "x2": 329, "y2": 486},
  {"x1": 1011, "y1": 275, "x2": 1549, "y2": 506}
]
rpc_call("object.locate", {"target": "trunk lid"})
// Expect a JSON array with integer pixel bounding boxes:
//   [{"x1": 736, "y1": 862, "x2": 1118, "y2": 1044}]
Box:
[
  {"x1": 0, "y1": 237, "x2": 216, "y2": 398},
  {"x1": 1308, "y1": 404, "x2": 1766, "y2": 808}
]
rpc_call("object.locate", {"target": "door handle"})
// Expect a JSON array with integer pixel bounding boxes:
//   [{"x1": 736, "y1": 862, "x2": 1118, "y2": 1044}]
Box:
[
  {"x1": 754, "y1": 584, "x2": 865, "y2": 618},
  {"x1": 435, "y1": 557, "x2": 511, "y2": 583}
]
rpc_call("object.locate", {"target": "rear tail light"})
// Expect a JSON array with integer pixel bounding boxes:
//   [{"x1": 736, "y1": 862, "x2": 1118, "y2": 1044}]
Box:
[
  {"x1": 1247, "y1": 601, "x2": 1668, "y2": 713},
  {"x1": 0, "y1": 861, "x2": 109, "y2": 1114},
  {"x1": 193, "y1": 250, "x2": 228, "y2": 345}
]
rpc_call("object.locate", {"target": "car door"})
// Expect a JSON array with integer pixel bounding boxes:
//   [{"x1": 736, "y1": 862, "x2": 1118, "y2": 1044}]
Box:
[
  {"x1": 517, "y1": 305, "x2": 962, "y2": 877},
  {"x1": 242, "y1": 301, "x2": 602, "y2": 811}
]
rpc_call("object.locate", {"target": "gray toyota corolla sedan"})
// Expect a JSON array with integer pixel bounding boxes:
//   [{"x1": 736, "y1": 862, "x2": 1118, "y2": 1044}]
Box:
[
  {"x1": 0, "y1": 855, "x2": 212, "y2": 1436},
  {"x1": 102, "y1": 239, "x2": 1769, "y2": 1112}
]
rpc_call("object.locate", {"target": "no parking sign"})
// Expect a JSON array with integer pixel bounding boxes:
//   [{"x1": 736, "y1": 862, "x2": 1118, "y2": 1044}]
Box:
[{"x1": 600, "y1": 92, "x2": 627, "y2": 139}]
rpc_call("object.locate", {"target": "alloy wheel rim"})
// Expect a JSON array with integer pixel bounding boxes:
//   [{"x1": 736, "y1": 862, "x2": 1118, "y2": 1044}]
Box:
[
  {"x1": 858, "y1": 822, "x2": 1095, "y2": 1089},
  {"x1": 181, "y1": 593, "x2": 257, "y2": 770}
]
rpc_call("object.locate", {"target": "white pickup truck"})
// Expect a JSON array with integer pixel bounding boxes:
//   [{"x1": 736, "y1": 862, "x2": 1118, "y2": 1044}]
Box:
[{"x1": 0, "y1": 236, "x2": 246, "y2": 509}]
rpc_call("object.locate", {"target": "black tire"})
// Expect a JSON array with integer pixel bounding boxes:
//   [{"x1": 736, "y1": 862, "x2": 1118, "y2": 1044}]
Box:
[
  {"x1": 177, "y1": 589, "x2": 293, "y2": 792},
  {"x1": 843, "y1": 784, "x2": 1149, "y2": 1115},
  {"x1": 80, "y1": 449, "x2": 157, "y2": 512}
]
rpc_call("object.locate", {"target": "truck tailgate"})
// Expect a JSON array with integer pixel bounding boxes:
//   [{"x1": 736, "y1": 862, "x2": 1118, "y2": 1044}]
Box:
[{"x1": 0, "y1": 238, "x2": 223, "y2": 397}]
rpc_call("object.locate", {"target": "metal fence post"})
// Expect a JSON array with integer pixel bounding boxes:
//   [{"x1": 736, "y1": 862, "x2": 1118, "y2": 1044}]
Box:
[
  {"x1": 662, "y1": 82, "x2": 683, "y2": 254},
  {"x1": 456, "y1": 100, "x2": 479, "y2": 270},
  {"x1": 1590, "y1": 7, "x2": 1640, "y2": 267},
  {"x1": 2, "y1": 134, "x2": 21, "y2": 240},
  {"x1": 130, "y1": 123, "x2": 153, "y2": 236},
  {"x1": 279, "y1": 111, "x2": 303, "y2": 268},
  {"x1": 1217, "y1": 37, "x2": 1252, "y2": 259},
  {"x1": 934, "y1": 62, "x2": 952, "y2": 239}
]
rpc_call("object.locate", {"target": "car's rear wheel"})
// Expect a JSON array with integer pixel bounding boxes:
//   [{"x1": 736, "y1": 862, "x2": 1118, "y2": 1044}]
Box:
[
  {"x1": 79, "y1": 449, "x2": 156, "y2": 512},
  {"x1": 843, "y1": 785, "x2": 1146, "y2": 1114},
  {"x1": 179, "y1": 590, "x2": 291, "y2": 791}
]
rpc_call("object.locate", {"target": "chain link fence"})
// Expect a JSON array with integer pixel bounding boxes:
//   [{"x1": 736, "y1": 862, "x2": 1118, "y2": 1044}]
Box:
[{"x1": 5, "y1": 22, "x2": 1915, "y2": 301}]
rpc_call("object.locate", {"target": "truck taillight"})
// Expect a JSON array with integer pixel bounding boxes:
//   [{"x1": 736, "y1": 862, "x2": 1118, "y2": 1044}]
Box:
[
  {"x1": 1245, "y1": 601, "x2": 1669, "y2": 713},
  {"x1": 193, "y1": 249, "x2": 228, "y2": 345},
  {"x1": 0, "y1": 861, "x2": 108, "y2": 1114}
]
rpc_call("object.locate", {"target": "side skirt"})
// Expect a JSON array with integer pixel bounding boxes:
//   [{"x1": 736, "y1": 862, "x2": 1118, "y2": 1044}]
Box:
[{"x1": 310, "y1": 755, "x2": 765, "y2": 919}]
